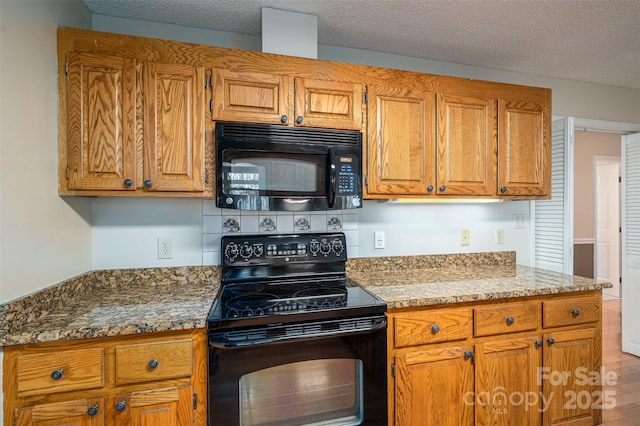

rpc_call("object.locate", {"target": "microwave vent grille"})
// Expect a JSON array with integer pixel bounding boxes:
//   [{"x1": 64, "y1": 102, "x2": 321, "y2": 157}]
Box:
[{"x1": 217, "y1": 122, "x2": 361, "y2": 146}]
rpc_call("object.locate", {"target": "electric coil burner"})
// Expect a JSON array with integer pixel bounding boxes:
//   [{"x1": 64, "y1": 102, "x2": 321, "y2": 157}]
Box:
[{"x1": 207, "y1": 232, "x2": 388, "y2": 425}]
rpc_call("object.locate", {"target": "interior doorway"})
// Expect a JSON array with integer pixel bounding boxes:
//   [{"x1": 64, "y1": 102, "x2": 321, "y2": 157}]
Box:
[{"x1": 594, "y1": 157, "x2": 621, "y2": 298}]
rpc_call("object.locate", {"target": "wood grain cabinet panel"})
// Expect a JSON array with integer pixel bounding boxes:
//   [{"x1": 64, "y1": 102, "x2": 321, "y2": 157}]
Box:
[
  {"x1": 294, "y1": 78, "x2": 363, "y2": 130},
  {"x1": 15, "y1": 398, "x2": 105, "y2": 426},
  {"x1": 16, "y1": 348, "x2": 104, "y2": 397},
  {"x1": 113, "y1": 385, "x2": 193, "y2": 426},
  {"x1": 144, "y1": 62, "x2": 205, "y2": 192},
  {"x1": 366, "y1": 84, "x2": 436, "y2": 196},
  {"x1": 394, "y1": 346, "x2": 474, "y2": 426},
  {"x1": 497, "y1": 99, "x2": 550, "y2": 196},
  {"x1": 543, "y1": 295, "x2": 601, "y2": 328},
  {"x1": 115, "y1": 339, "x2": 193, "y2": 385},
  {"x1": 67, "y1": 52, "x2": 136, "y2": 191},
  {"x1": 474, "y1": 301, "x2": 541, "y2": 337},
  {"x1": 436, "y1": 94, "x2": 497, "y2": 196},
  {"x1": 394, "y1": 308, "x2": 471, "y2": 347}
]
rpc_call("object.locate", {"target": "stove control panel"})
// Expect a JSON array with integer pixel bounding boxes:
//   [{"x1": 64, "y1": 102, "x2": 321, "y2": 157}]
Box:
[{"x1": 222, "y1": 232, "x2": 348, "y2": 265}]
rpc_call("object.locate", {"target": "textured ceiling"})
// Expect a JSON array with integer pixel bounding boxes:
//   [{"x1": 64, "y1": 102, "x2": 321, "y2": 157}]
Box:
[{"x1": 83, "y1": 0, "x2": 640, "y2": 89}]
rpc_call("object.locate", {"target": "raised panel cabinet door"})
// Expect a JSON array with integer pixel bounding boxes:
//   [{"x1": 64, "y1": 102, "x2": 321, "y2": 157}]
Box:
[
  {"x1": 366, "y1": 85, "x2": 436, "y2": 197},
  {"x1": 113, "y1": 385, "x2": 193, "y2": 426},
  {"x1": 542, "y1": 328, "x2": 597, "y2": 426},
  {"x1": 67, "y1": 52, "x2": 136, "y2": 191},
  {"x1": 474, "y1": 337, "x2": 542, "y2": 426},
  {"x1": 394, "y1": 346, "x2": 473, "y2": 426},
  {"x1": 437, "y1": 94, "x2": 497, "y2": 196},
  {"x1": 294, "y1": 78, "x2": 363, "y2": 130},
  {"x1": 211, "y1": 69, "x2": 289, "y2": 124},
  {"x1": 15, "y1": 398, "x2": 105, "y2": 426},
  {"x1": 144, "y1": 62, "x2": 205, "y2": 192},
  {"x1": 497, "y1": 99, "x2": 550, "y2": 196}
]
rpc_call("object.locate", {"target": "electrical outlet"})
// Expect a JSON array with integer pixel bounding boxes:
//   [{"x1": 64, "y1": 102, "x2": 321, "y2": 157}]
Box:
[
  {"x1": 374, "y1": 231, "x2": 385, "y2": 249},
  {"x1": 496, "y1": 228, "x2": 505, "y2": 244},
  {"x1": 460, "y1": 229, "x2": 470, "y2": 246},
  {"x1": 157, "y1": 237, "x2": 173, "y2": 259}
]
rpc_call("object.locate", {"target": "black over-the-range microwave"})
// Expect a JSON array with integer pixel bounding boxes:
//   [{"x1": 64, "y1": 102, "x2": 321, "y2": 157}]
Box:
[{"x1": 215, "y1": 122, "x2": 363, "y2": 211}]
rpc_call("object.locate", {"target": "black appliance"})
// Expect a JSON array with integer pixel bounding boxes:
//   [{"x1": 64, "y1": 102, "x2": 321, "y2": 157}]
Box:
[
  {"x1": 207, "y1": 232, "x2": 387, "y2": 426},
  {"x1": 215, "y1": 122, "x2": 363, "y2": 211}
]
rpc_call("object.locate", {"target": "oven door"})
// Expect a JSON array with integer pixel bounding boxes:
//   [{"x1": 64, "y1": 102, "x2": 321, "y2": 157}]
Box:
[{"x1": 208, "y1": 328, "x2": 387, "y2": 425}]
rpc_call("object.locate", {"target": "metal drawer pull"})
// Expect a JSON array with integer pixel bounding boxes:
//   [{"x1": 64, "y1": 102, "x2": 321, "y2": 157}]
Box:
[
  {"x1": 50, "y1": 369, "x2": 63, "y2": 380},
  {"x1": 87, "y1": 405, "x2": 99, "y2": 417},
  {"x1": 116, "y1": 401, "x2": 127, "y2": 412},
  {"x1": 506, "y1": 316, "x2": 515, "y2": 325},
  {"x1": 535, "y1": 340, "x2": 543, "y2": 348},
  {"x1": 547, "y1": 338, "x2": 555, "y2": 345},
  {"x1": 571, "y1": 309, "x2": 580, "y2": 316},
  {"x1": 431, "y1": 325, "x2": 440, "y2": 334},
  {"x1": 148, "y1": 359, "x2": 159, "y2": 369}
]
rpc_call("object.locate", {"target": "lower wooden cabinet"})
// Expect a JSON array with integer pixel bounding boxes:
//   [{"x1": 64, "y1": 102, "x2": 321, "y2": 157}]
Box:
[
  {"x1": 388, "y1": 292, "x2": 602, "y2": 426},
  {"x1": 4, "y1": 329, "x2": 208, "y2": 426}
]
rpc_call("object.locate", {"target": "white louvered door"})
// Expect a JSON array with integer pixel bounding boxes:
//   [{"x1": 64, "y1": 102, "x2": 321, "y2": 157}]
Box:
[
  {"x1": 622, "y1": 132, "x2": 640, "y2": 357},
  {"x1": 532, "y1": 118, "x2": 574, "y2": 274}
]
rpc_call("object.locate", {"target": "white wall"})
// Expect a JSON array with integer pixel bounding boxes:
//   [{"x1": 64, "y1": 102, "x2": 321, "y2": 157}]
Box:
[{"x1": 0, "y1": 0, "x2": 93, "y2": 420}]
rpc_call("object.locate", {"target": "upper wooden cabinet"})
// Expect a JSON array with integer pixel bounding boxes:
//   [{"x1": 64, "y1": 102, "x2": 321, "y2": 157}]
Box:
[
  {"x1": 67, "y1": 52, "x2": 136, "y2": 191},
  {"x1": 436, "y1": 94, "x2": 497, "y2": 196},
  {"x1": 211, "y1": 69, "x2": 364, "y2": 130},
  {"x1": 497, "y1": 99, "x2": 550, "y2": 196},
  {"x1": 366, "y1": 84, "x2": 436, "y2": 195},
  {"x1": 62, "y1": 51, "x2": 207, "y2": 196}
]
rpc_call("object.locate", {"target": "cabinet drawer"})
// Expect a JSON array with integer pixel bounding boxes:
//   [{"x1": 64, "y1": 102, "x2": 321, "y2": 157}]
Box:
[
  {"x1": 543, "y1": 295, "x2": 601, "y2": 328},
  {"x1": 394, "y1": 308, "x2": 472, "y2": 347},
  {"x1": 16, "y1": 348, "x2": 104, "y2": 397},
  {"x1": 474, "y1": 302, "x2": 540, "y2": 337},
  {"x1": 115, "y1": 339, "x2": 193, "y2": 385}
]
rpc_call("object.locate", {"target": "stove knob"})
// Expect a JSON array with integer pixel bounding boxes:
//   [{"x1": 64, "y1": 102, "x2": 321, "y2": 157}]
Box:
[
  {"x1": 332, "y1": 239, "x2": 344, "y2": 256},
  {"x1": 309, "y1": 240, "x2": 320, "y2": 255},
  {"x1": 319, "y1": 239, "x2": 331, "y2": 255},
  {"x1": 224, "y1": 243, "x2": 239, "y2": 261},
  {"x1": 240, "y1": 243, "x2": 253, "y2": 259},
  {"x1": 253, "y1": 244, "x2": 264, "y2": 257}
]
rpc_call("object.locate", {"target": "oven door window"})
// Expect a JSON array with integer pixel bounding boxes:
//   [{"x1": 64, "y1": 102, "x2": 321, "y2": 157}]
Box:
[
  {"x1": 222, "y1": 150, "x2": 326, "y2": 196},
  {"x1": 239, "y1": 358, "x2": 363, "y2": 426}
]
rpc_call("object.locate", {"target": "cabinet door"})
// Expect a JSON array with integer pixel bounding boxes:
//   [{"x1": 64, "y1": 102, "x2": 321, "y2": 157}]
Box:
[
  {"x1": 475, "y1": 337, "x2": 541, "y2": 426},
  {"x1": 437, "y1": 94, "x2": 497, "y2": 195},
  {"x1": 542, "y1": 328, "x2": 597, "y2": 425},
  {"x1": 211, "y1": 69, "x2": 289, "y2": 124},
  {"x1": 113, "y1": 385, "x2": 193, "y2": 426},
  {"x1": 144, "y1": 63, "x2": 205, "y2": 192},
  {"x1": 294, "y1": 78, "x2": 363, "y2": 130},
  {"x1": 15, "y1": 398, "x2": 105, "y2": 425},
  {"x1": 497, "y1": 99, "x2": 550, "y2": 196},
  {"x1": 366, "y1": 85, "x2": 436, "y2": 196},
  {"x1": 67, "y1": 52, "x2": 136, "y2": 191},
  {"x1": 394, "y1": 346, "x2": 473, "y2": 426}
]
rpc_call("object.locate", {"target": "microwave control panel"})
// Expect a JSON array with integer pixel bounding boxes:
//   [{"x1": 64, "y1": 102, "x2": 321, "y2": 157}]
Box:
[{"x1": 336, "y1": 156, "x2": 359, "y2": 195}]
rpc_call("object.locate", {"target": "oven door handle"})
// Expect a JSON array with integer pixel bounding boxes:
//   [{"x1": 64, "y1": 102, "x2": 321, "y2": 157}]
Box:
[{"x1": 209, "y1": 316, "x2": 387, "y2": 349}]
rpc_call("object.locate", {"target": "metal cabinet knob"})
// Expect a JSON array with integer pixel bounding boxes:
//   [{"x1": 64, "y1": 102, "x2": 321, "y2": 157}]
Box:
[
  {"x1": 439, "y1": 185, "x2": 446, "y2": 192},
  {"x1": 427, "y1": 185, "x2": 434, "y2": 192},
  {"x1": 115, "y1": 400, "x2": 127, "y2": 412},
  {"x1": 500, "y1": 186, "x2": 507, "y2": 193},
  {"x1": 87, "y1": 405, "x2": 99, "y2": 417},
  {"x1": 506, "y1": 316, "x2": 515, "y2": 325},
  {"x1": 148, "y1": 359, "x2": 159, "y2": 369},
  {"x1": 571, "y1": 309, "x2": 580, "y2": 316},
  {"x1": 280, "y1": 115, "x2": 288, "y2": 123},
  {"x1": 535, "y1": 340, "x2": 543, "y2": 348},
  {"x1": 547, "y1": 338, "x2": 555, "y2": 345},
  {"x1": 296, "y1": 116, "x2": 304, "y2": 124},
  {"x1": 144, "y1": 180, "x2": 152, "y2": 188},
  {"x1": 123, "y1": 178, "x2": 133, "y2": 187},
  {"x1": 431, "y1": 325, "x2": 440, "y2": 334},
  {"x1": 51, "y1": 369, "x2": 63, "y2": 380}
]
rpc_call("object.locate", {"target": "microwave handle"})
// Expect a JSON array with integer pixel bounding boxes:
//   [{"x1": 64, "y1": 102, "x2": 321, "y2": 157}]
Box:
[{"x1": 328, "y1": 148, "x2": 337, "y2": 208}]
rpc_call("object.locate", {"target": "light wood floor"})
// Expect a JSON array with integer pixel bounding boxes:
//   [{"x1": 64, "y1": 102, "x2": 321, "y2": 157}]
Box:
[{"x1": 601, "y1": 299, "x2": 640, "y2": 425}]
